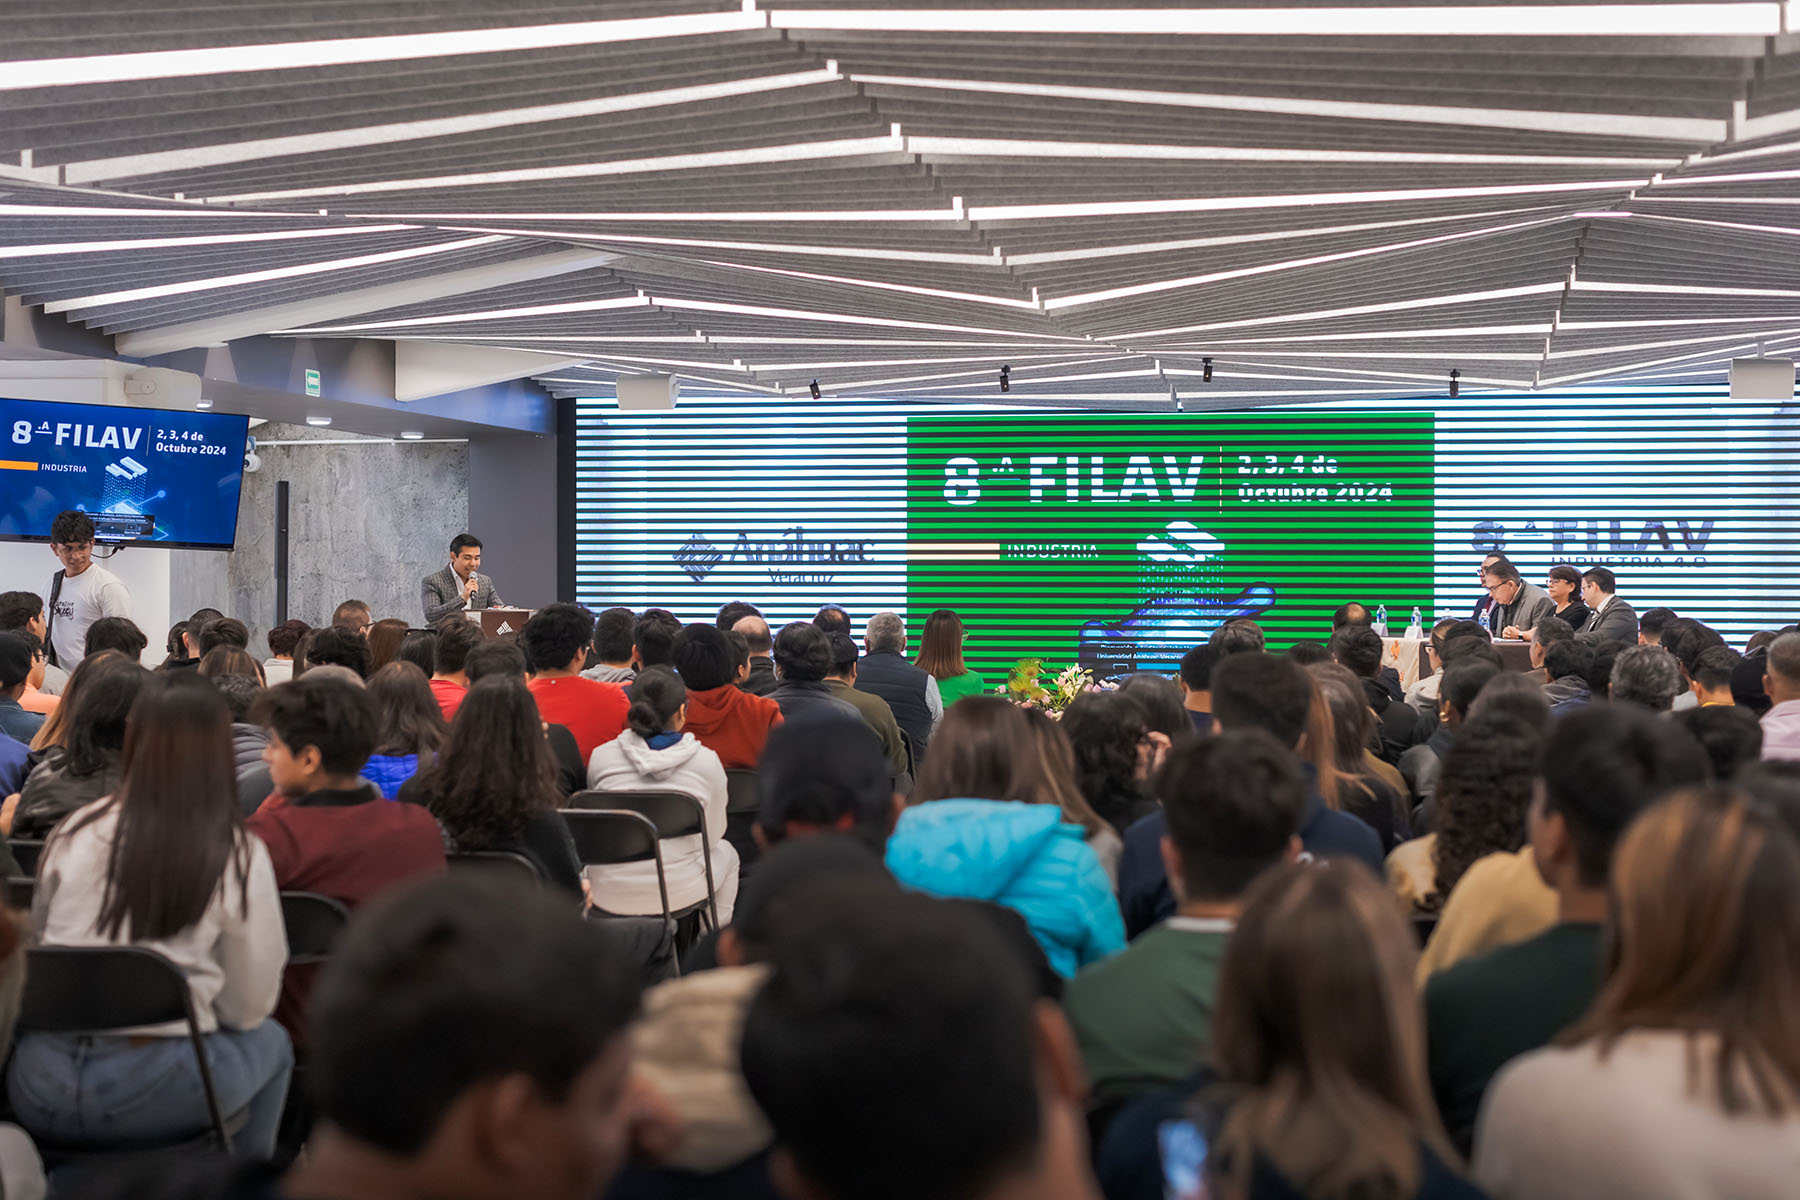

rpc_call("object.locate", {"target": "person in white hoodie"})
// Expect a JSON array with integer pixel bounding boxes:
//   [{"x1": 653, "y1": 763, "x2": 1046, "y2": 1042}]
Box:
[{"x1": 586, "y1": 665, "x2": 739, "y2": 923}]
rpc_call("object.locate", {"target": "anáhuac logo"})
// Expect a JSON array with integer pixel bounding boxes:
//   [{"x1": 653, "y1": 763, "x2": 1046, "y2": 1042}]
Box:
[{"x1": 675, "y1": 526, "x2": 873, "y2": 585}]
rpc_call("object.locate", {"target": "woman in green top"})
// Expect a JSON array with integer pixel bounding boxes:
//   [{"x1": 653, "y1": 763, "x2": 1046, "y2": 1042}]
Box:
[{"x1": 915, "y1": 609, "x2": 988, "y2": 707}]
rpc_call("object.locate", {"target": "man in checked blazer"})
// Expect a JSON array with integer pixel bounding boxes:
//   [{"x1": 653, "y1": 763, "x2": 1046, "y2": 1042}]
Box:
[{"x1": 421, "y1": 532, "x2": 507, "y2": 624}]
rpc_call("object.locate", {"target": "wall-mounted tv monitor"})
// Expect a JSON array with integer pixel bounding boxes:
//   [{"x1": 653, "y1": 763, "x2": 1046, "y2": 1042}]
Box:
[{"x1": 0, "y1": 397, "x2": 250, "y2": 551}]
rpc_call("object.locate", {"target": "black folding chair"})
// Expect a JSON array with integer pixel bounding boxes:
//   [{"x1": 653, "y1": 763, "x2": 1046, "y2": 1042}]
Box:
[
  {"x1": 279, "y1": 892, "x2": 350, "y2": 966},
  {"x1": 6, "y1": 875, "x2": 34, "y2": 910},
  {"x1": 1412, "y1": 913, "x2": 1439, "y2": 949},
  {"x1": 9, "y1": 838, "x2": 44, "y2": 877},
  {"x1": 569, "y1": 790, "x2": 720, "y2": 929},
  {"x1": 446, "y1": 849, "x2": 544, "y2": 888},
  {"x1": 724, "y1": 769, "x2": 761, "y2": 875},
  {"x1": 18, "y1": 946, "x2": 239, "y2": 1159}
]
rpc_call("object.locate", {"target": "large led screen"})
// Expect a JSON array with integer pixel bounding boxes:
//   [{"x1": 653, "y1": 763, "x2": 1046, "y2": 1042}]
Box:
[{"x1": 573, "y1": 395, "x2": 1798, "y2": 679}]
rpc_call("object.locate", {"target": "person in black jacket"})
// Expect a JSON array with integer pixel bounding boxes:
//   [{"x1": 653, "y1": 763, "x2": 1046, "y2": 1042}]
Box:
[
  {"x1": 1330, "y1": 625, "x2": 1424, "y2": 765},
  {"x1": 855, "y1": 612, "x2": 940, "y2": 762}
]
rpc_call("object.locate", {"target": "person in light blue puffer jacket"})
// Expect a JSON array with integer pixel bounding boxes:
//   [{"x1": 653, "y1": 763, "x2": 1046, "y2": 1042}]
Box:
[{"x1": 887, "y1": 797, "x2": 1125, "y2": 977}]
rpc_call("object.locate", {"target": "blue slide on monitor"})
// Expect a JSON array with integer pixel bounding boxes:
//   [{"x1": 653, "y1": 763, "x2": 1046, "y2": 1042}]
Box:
[{"x1": 0, "y1": 397, "x2": 250, "y2": 550}]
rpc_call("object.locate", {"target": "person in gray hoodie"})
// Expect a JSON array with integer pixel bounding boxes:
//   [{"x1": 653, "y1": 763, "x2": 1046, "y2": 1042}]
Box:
[{"x1": 586, "y1": 666, "x2": 739, "y2": 922}]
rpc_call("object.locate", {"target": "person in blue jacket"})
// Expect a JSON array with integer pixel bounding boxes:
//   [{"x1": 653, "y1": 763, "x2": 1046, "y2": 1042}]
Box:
[{"x1": 885, "y1": 696, "x2": 1125, "y2": 976}]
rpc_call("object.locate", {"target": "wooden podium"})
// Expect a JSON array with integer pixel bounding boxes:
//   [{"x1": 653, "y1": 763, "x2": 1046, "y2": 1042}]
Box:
[{"x1": 471, "y1": 608, "x2": 533, "y2": 639}]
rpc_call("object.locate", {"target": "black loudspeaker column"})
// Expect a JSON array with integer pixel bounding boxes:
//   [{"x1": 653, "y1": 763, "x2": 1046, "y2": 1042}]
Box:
[{"x1": 275, "y1": 480, "x2": 290, "y2": 624}]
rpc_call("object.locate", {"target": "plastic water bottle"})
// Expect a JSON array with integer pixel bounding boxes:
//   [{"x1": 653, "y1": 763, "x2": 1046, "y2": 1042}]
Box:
[
  {"x1": 1374, "y1": 605, "x2": 1389, "y2": 637},
  {"x1": 1407, "y1": 606, "x2": 1424, "y2": 640},
  {"x1": 1478, "y1": 607, "x2": 1492, "y2": 638}
]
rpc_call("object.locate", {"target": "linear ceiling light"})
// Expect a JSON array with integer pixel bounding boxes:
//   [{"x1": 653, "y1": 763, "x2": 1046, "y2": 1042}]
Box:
[
  {"x1": 1116, "y1": 281, "x2": 1566, "y2": 340},
  {"x1": 906, "y1": 135, "x2": 1676, "y2": 170},
  {"x1": 438, "y1": 227, "x2": 998, "y2": 265},
  {"x1": 202, "y1": 135, "x2": 909, "y2": 204},
  {"x1": 846, "y1": 73, "x2": 1726, "y2": 143},
  {"x1": 769, "y1": 6, "x2": 1780, "y2": 37},
  {"x1": 0, "y1": 223, "x2": 417, "y2": 260},
  {"x1": 1156, "y1": 324, "x2": 1556, "y2": 344},
  {"x1": 42, "y1": 234, "x2": 507, "y2": 311},
  {"x1": 277, "y1": 294, "x2": 653, "y2": 333},
  {"x1": 648, "y1": 297, "x2": 1086, "y2": 341},
  {"x1": 685, "y1": 258, "x2": 1040, "y2": 309},
  {"x1": 64, "y1": 69, "x2": 842, "y2": 184},
  {"x1": 367, "y1": 207, "x2": 958, "y2": 223},
  {"x1": 966, "y1": 179, "x2": 1647, "y2": 221},
  {"x1": 0, "y1": 11, "x2": 769, "y2": 89}
]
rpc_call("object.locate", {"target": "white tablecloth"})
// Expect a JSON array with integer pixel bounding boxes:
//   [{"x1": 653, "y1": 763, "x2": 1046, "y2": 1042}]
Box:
[{"x1": 1380, "y1": 635, "x2": 1431, "y2": 690}]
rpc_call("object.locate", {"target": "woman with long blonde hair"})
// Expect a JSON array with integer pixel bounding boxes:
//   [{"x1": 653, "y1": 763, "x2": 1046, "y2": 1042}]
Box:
[
  {"x1": 1201, "y1": 862, "x2": 1480, "y2": 1200},
  {"x1": 1474, "y1": 789, "x2": 1800, "y2": 1200}
]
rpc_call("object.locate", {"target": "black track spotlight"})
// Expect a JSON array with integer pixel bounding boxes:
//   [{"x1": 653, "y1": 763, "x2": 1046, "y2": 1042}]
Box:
[
  {"x1": 1449, "y1": 368, "x2": 1460, "y2": 398},
  {"x1": 1202, "y1": 357, "x2": 1213, "y2": 383},
  {"x1": 999, "y1": 364, "x2": 1011, "y2": 393},
  {"x1": 809, "y1": 378, "x2": 822, "y2": 399}
]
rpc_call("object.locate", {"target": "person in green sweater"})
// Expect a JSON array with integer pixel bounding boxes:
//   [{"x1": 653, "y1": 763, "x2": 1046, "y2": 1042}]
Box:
[
  {"x1": 913, "y1": 609, "x2": 988, "y2": 708},
  {"x1": 1063, "y1": 728, "x2": 1304, "y2": 1106},
  {"x1": 1424, "y1": 703, "x2": 1709, "y2": 1157}
]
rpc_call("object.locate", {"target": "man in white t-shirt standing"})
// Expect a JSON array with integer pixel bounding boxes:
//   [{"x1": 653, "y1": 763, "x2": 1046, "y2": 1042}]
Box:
[{"x1": 44, "y1": 510, "x2": 131, "y2": 670}]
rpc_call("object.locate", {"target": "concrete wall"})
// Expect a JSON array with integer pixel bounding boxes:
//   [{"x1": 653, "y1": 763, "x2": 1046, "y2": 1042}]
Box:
[{"x1": 169, "y1": 423, "x2": 469, "y2": 652}]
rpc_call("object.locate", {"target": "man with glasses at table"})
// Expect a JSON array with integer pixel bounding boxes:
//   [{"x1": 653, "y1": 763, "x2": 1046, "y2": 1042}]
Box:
[
  {"x1": 1471, "y1": 551, "x2": 1508, "y2": 625},
  {"x1": 1491, "y1": 561, "x2": 1555, "y2": 641}
]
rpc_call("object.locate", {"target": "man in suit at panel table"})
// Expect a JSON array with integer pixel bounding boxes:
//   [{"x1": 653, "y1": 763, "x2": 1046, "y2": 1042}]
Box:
[
  {"x1": 421, "y1": 532, "x2": 507, "y2": 624},
  {"x1": 1574, "y1": 566, "x2": 1638, "y2": 645},
  {"x1": 1490, "y1": 561, "x2": 1555, "y2": 641}
]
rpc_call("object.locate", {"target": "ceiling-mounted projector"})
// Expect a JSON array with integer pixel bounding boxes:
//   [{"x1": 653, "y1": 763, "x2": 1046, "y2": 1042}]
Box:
[
  {"x1": 616, "y1": 374, "x2": 679, "y2": 411},
  {"x1": 1730, "y1": 358, "x2": 1794, "y2": 401}
]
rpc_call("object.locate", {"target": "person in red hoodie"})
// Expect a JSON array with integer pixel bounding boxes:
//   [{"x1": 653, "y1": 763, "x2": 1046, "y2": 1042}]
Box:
[
  {"x1": 248, "y1": 674, "x2": 445, "y2": 1044},
  {"x1": 524, "y1": 604, "x2": 628, "y2": 762},
  {"x1": 672, "y1": 623, "x2": 783, "y2": 770}
]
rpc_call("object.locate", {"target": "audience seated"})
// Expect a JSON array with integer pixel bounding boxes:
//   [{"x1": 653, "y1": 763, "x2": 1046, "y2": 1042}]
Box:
[
  {"x1": 714, "y1": 601, "x2": 761, "y2": 631},
  {"x1": 1331, "y1": 624, "x2": 1425, "y2": 762},
  {"x1": 0, "y1": 634, "x2": 46, "y2": 745},
  {"x1": 161, "y1": 621, "x2": 192, "y2": 671},
  {"x1": 1760, "y1": 632, "x2": 1800, "y2": 760},
  {"x1": 523, "y1": 603, "x2": 628, "y2": 762},
  {"x1": 1540, "y1": 637, "x2": 1591, "y2": 711},
  {"x1": 1098, "y1": 863, "x2": 1483, "y2": 1200},
  {"x1": 855, "y1": 612, "x2": 940, "y2": 760},
  {"x1": 1405, "y1": 617, "x2": 1467, "y2": 720},
  {"x1": 812, "y1": 604, "x2": 851, "y2": 638},
  {"x1": 1522, "y1": 614, "x2": 1573, "y2": 685},
  {"x1": 302, "y1": 625, "x2": 371, "y2": 679},
  {"x1": 211, "y1": 673, "x2": 274, "y2": 814},
  {"x1": 583, "y1": 607, "x2": 639, "y2": 683},
  {"x1": 1389, "y1": 710, "x2": 1542, "y2": 918},
  {"x1": 1119, "y1": 653, "x2": 1383, "y2": 938},
  {"x1": 329, "y1": 600, "x2": 371, "y2": 633},
  {"x1": 199, "y1": 645, "x2": 266, "y2": 685},
  {"x1": 586, "y1": 665, "x2": 740, "y2": 923},
  {"x1": 671, "y1": 624, "x2": 783, "y2": 770},
  {"x1": 765, "y1": 623, "x2": 858, "y2": 723},
  {"x1": 741, "y1": 886, "x2": 1104, "y2": 1200},
  {"x1": 0, "y1": 731, "x2": 24, "y2": 802},
  {"x1": 753, "y1": 718, "x2": 898, "y2": 856},
  {"x1": 1609, "y1": 644, "x2": 1682, "y2": 711},
  {"x1": 1475, "y1": 789, "x2": 1800, "y2": 1199},
  {"x1": 4, "y1": 652, "x2": 145, "y2": 839},
  {"x1": 247, "y1": 675, "x2": 446, "y2": 1043},
  {"x1": 886, "y1": 695, "x2": 1124, "y2": 976},
  {"x1": 732, "y1": 615, "x2": 779, "y2": 696},
  {"x1": 262, "y1": 619, "x2": 308, "y2": 686},
  {"x1": 1062, "y1": 690, "x2": 1162, "y2": 832},
  {"x1": 12, "y1": 633, "x2": 57, "y2": 718},
  {"x1": 366, "y1": 618, "x2": 408, "y2": 674},
  {"x1": 1177, "y1": 644, "x2": 1219, "y2": 733},
  {"x1": 633, "y1": 609, "x2": 682, "y2": 674},
  {"x1": 820, "y1": 632, "x2": 908, "y2": 780},
  {"x1": 913, "y1": 608, "x2": 987, "y2": 707},
  {"x1": 1673, "y1": 704, "x2": 1763, "y2": 780},
  {"x1": 0, "y1": 592, "x2": 66, "y2": 696},
  {"x1": 1209, "y1": 617, "x2": 1266, "y2": 655},
  {"x1": 1464, "y1": 673, "x2": 1551, "y2": 732},
  {"x1": 401, "y1": 676, "x2": 583, "y2": 897},
  {"x1": 1402, "y1": 654, "x2": 1500, "y2": 821},
  {"x1": 360, "y1": 662, "x2": 446, "y2": 798},
  {"x1": 84, "y1": 615, "x2": 147, "y2": 665},
  {"x1": 1687, "y1": 643, "x2": 1741, "y2": 707},
  {"x1": 197, "y1": 618, "x2": 252, "y2": 659},
  {"x1": 396, "y1": 628, "x2": 436, "y2": 678},
  {"x1": 1019, "y1": 706, "x2": 1123, "y2": 884},
  {"x1": 1425, "y1": 705, "x2": 1708, "y2": 1155},
  {"x1": 426, "y1": 616, "x2": 484, "y2": 720},
  {"x1": 176, "y1": 608, "x2": 224, "y2": 664},
  {"x1": 9, "y1": 674, "x2": 292, "y2": 1158},
  {"x1": 1066, "y1": 730, "x2": 1301, "y2": 1108},
  {"x1": 1307, "y1": 663, "x2": 1412, "y2": 848},
  {"x1": 466, "y1": 640, "x2": 586, "y2": 795}
]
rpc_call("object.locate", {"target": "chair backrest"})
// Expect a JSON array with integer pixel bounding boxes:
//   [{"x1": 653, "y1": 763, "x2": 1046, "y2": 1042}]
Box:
[
  {"x1": 560, "y1": 809, "x2": 661, "y2": 867},
  {"x1": 9, "y1": 839, "x2": 44, "y2": 877},
  {"x1": 20, "y1": 945, "x2": 197, "y2": 1035},
  {"x1": 569, "y1": 789, "x2": 705, "y2": 840},
  {"x1": 280, "y1": 891, "x2": 351, "y2": 964},
  {"x1": 446, "y1": 849, "x2": 543, "y2": 887},
  {"x1": 724, "y1": 770, "x2": 760, "y2": 815},
  {"x1": 6, "y1": 876, "x2": 34, "y2": 910}
]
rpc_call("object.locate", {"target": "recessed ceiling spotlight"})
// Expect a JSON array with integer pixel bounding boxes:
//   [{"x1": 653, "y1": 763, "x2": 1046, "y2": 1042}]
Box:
[
  {"x1": 306, "y1": 416, "x2": 332, "y2": 427},
  {"x1": 809, "y1": 379, "x2": 822, "y2": 399},
  {"x1": 999, "y1": 364, "x2": 1011, "y2": 392},
  {"x1": 1202, "y1": 357, "x2": 1213, "y2": 382},
  {"x1": 400, "y1": 431, "x2": 425, "y2": 440},
  {"x1": 194, "y1": 399, "x2": 213, "y2": 409}
]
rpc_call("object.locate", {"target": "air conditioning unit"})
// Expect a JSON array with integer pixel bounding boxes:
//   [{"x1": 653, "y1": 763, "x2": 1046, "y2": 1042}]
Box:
[{"x1": 1730, "y1": 357, "x2": 1795, "y2": 401}]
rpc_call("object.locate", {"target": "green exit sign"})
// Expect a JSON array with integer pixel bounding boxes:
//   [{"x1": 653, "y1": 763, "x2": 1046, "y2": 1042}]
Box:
[{"x1": 304, "y1": 368, "x2": 321, "y2": 397}]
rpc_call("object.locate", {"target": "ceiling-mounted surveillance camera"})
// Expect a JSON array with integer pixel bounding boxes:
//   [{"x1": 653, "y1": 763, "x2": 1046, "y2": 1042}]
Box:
[{"x1": 243, "y1": 451, "x2": 262, "y2": 473}]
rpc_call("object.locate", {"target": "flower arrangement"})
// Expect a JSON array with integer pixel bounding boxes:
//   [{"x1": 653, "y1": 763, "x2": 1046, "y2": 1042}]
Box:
[{"x1": 999, "y1": 658, "x2": 1116, "y2": 717}]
